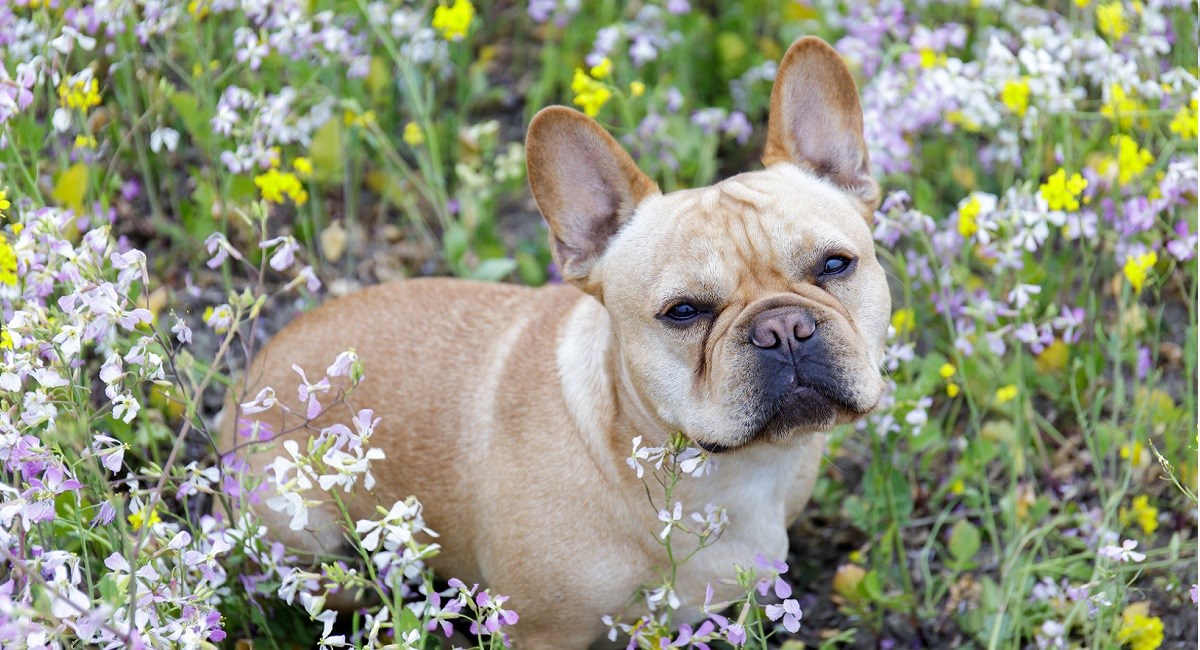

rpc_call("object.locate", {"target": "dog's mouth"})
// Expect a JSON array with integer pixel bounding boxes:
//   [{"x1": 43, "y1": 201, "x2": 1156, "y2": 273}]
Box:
[{"x1": 696, "y1": 379, "x2": 873, "y2": 454}]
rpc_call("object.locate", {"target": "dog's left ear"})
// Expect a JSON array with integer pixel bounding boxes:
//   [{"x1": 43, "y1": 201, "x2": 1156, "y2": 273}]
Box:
[
  {"x1": 526, "y1": 106, "x2": 660, "y2": 289},
  {"x1": 762, "y1": 37, "x2": 880, "y2": 211}
]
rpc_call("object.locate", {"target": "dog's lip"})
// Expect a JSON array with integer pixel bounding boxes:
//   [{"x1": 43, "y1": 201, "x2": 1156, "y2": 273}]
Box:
[
  {"x1": 786, "y1": 382, "x2": 859, "y2": 414},
  {"x1": 695, "y1": 439, "x2": 735, "y2": 454}
]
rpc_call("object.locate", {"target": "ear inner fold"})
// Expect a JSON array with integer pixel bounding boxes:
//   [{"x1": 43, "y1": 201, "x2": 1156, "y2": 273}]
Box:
[
  {"x1": 526, "y1": 106, "x2": 659, "y2": 285},
  {"x1": 762, "y1": 37, "x2": 880, "y2": 211}
]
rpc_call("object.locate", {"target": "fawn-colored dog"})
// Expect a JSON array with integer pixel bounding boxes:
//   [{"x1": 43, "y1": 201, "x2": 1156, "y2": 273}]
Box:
[{"x1": 225, "y1": 36, "x2": 890, "y2": 648}]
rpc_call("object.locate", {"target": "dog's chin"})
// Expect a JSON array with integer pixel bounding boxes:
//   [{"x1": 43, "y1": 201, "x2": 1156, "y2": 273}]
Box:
[{"x1": 698, "y1": 384, "x2": 872, "y2": 454}]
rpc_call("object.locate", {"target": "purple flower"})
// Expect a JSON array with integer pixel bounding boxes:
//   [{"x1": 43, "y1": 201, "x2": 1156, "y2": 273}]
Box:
[
  {"x1": 765, "y1": 597, "x2": 803, "y2": 633},
  {"x1": 1136, "y1": 346, "x2": 1153, "y2": 380},
  {"x1": 666, "y1": 0, "x2": 691, "y2": 14},
  {"x1": 754, "y1": 554, "x2": 792, "y2": 598},
  {"x1": 1166, "y1": 220, "x2": 1197, "y2": 261}
]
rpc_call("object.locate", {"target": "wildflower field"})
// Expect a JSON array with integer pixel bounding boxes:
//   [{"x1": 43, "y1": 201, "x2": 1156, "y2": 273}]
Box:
[{"x1": 0, "y1": 0, "x2": 1197, "y2": 648}]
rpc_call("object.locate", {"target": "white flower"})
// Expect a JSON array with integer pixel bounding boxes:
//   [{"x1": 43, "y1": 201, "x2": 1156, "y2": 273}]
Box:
[
  {"x1": 171, "y1": 316, "x2": 192, "y2": 344},
  {"x1": 657, "y1": 501, "x2": 682, "y2": 540},
  {"x1": 149, "y1": 126, "x2": 179, "y2": 153},
  {"x1": 326, "y1": 349, "x2": 359, "y2": 378},
  {"x1": 1098, "y1": 539, "x2": 1145, "y2": 563},
  {"x1": 1007, "y1": 283, "x2": 1042, "y2": 310},
  {"x1": 111, "y1": 392, "x2": 140, "y2": 424},
  {"x1": 267, "y1": 491, "x2": 312, "y2": 531},
  {"x1": 240, "y1": 387, "x2": 278, "y2": 414},
  {"x1": 678, "y1": 447, "x2": 717, "y2": 477}
]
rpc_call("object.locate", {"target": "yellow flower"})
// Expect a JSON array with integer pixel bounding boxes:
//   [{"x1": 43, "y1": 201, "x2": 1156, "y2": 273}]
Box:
[
  {"x1": 958, "y1": 194, "x2": 982, "y2": 237},
  {"x1": 187, "y1": 0, "x2": 210, "y2": 19},
  {"x1": 1122, "y1": 251, "x2": 1157, "y2": 293},
  {"x1": 254, "y1": 169, "x2": 309, "y2": 206},
  {"x1": 1039, "y1": 168, "x2": 1088, "y2": 211},
  {"x1": 128, "y1": 506, "x2": 161, "y2": 531},
  {"x1": 995, "y1": 384, "x2": 1018, "y2": 404},
  {"x1": 590, "y1": 57, "x2": 613, "y2": 79},
  {"x1": 1116, "y1": 603, "x2": 1164, "y2": 650},
  {"x1": 432, "y1": 0, "x2": 475, "y2": 41},
  {"x1": 1102, "y1": 84, "x2": 1144, "y2": 128},
  {"x1": 1000, "y1": 78, "x2": 1031, "y2": 116},
  {"x1": 949, "y1": 478, "x2": 966, "y2": 494},
  {"x1": 342, "y1": 110, "x2": 376, "y2": 128},
  {"x1": 57, "y1": 77, "x2": 102, "y2": 111},
  {"x1": 1097, "y1": 1, "x2": 1128, "y2": 40},
  {"x1": 891, "y1": 308, "x2": 915, "y2": 334},
  {"x1": 946, "y1": 382, "x2": 961, "y2": 397},
  {"x1": 1110, "y1": 134, "x2": 1154, "y2": 185},
  {"x1": 571, "y1": 68, "x2": 612, "y2": 118},
  {"x1": 918, "y1": 48, "x2": 946, "y2": 69},
  {"x1": 0, "y1": 189, "x2": 10, "y2": 214},
  {"x1": 630, "y1": 81, "x2": 646, "y2": 97},
  {"x1": 1075, "y1": 0, "x2": 1092, "y2": 6},
  {"x1": 1169, "y1": 98, "x2": 1197, "y2": 140},
  {"x1": 1121, "y1": 440, "x2": 1147, "y2": 465},
  {"x1": 1120, "y1": 495, "x2": 1159, "y2": 535},
  {"x1": 403, "y1": 121, "x2": 425, "y2": 146},
  {"x1": 946, "y1": 110, "x2": 981, "y2": 132},
  {"x1": 0, "y1": 237, "x2": 16, "y2": 287},
  {"x1": 292, "y1": 157, "x2": 313, "y2": 177},
  {"x1": 73, "y1": 134, "x2": 97, "y2": 150},
  {"x1": 940, "y1": 363, "x2": 956, "y2": 379},
  {"x1": 0, "y1": 329, "x2": 12, "y2": 350}
]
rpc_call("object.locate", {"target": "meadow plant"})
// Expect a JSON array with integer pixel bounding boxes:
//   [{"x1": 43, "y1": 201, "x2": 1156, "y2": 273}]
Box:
[{"x1": 0, "y1": 0, "x2": 1196, "y2": 648}]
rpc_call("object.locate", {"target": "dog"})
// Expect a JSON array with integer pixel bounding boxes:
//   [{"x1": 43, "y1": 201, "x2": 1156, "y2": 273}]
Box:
[{"x1": 223, "y1": 36, "x2": 890, "y2": 648}]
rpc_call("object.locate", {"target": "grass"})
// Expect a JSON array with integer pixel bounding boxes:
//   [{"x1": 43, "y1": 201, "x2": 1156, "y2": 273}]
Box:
[{"x1": 0, "y1": 1, "x2": 1195, "y2": 648}]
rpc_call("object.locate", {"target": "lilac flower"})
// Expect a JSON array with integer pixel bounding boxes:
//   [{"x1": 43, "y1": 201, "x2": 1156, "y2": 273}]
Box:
[
  {"x1": 1136, "y1": 346, "x2": 1153, "y2": 380},
  {"x1": 764, "y1": 598, "x2": 803, "y2": 633},
  {"x1": 260, "y1": 235, "x2": 301, "y2": 272},
  {"x1": 1053, "y1": 306, "x2": 1085, "y2": 344},
  {"x1": 1166, "y1": 220, "x2": 1197, "y2": 261},
  {"x1": 754, "y1": 554, "x2": 792, "y2": 599},
  {"x1": 204, "y1": 232, "x2": 241, "y2": 269},
  {"x1": 292, "y1": 364, "x2": 331, "y2": 419},
  {"x1": 721, "y1": 111, "x2": 752, "y2": 145}
]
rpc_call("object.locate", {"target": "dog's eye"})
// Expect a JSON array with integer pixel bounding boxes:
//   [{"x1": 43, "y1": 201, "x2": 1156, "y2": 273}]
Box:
[
  {"x1": 821, "y1": 255, "x2": 853, "y2": 276},
  {"x1": 665, "y1": 303, "x2": 701, "y2": 322}
]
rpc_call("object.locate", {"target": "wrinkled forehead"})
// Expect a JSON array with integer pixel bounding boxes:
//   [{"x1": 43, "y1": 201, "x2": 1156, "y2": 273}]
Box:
[{"x1": 603, "y1": 165, "x2": 874, "y2": 305}]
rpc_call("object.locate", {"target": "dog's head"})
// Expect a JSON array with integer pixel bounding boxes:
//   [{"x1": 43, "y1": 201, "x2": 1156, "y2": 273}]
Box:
[{"x1": 527, "y1": 37, "x2": 890, "y2": 451}]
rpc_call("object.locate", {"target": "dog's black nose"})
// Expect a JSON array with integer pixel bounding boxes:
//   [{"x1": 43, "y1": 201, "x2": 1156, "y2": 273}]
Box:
[{"x1": 749, "y1": 307, "x2": 816, "y2": 350}]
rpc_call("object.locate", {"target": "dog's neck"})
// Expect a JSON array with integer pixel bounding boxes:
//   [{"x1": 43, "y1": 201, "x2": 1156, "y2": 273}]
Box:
[{"x1": 556, "y1": 293, "x2": 679, "y2": 456}]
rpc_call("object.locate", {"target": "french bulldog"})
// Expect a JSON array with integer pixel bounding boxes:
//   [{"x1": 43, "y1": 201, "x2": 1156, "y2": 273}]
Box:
[{"x1": 224, "y1": 36, "x2": 890, "y2": 648}]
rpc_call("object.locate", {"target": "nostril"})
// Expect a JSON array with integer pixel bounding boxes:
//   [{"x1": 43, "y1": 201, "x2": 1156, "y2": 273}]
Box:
[
  {"x1": 793, "y1": 315, "x2": 816, "y2": 341},
  {"x1": 750, "y1": 325, "x2": 781, "y2": 349}
]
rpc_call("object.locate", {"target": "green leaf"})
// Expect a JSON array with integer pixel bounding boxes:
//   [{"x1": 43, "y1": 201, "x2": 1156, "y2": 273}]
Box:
[
  {"x1": 516, "y1": 250, "x2": 546, "y2": 286},
  {"x1": 168, "y1": 91, "x2": 212, "y2": 148},
  {"x1": 442, "y1": 223, "x2": 468, "y2": 266},
  {"x1": 308, "y1": 119, "x2": 344, "y2": 183},
  {"x1": 948, "y1": 519, "x2": 981, "y2": 568},
  {"x1": 469, "y1": 257, "x2": 517, "y2": 282}
]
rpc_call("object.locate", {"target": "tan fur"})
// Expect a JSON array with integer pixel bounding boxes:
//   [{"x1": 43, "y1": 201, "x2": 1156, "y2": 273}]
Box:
[{"x1": 222, "y1": 37, "x2": 891, "y2": 648}]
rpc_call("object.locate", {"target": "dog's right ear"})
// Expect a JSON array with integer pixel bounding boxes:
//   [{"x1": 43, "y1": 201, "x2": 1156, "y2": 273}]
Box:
[{"x1": 526, "y1": 106, "x2": 659, "y2": 289}]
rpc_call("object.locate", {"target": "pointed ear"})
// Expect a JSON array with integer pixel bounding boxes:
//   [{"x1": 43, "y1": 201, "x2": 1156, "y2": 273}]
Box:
[
  {"x1": 526, "y1": 106, "x2": 659, "y2": 288},
  {"x1": 762, "y1": 37, "x2": 879, "y2": 211}
]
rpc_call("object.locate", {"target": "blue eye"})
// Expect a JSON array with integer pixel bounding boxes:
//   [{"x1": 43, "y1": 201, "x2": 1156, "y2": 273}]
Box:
[
  {"x1": 665, "y1": 303, "x2": 700, "y2": 322},
  {"x1": 822, "y1": 256, "x2": 853, "y2": 276}
]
